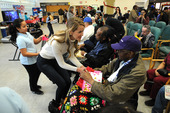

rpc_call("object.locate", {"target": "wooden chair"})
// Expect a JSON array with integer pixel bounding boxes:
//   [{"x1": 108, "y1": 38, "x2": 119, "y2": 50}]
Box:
[
  {"x1": 141, "y1": 27, "x2": 161, "y2": 69},
  {"x1": 150, "y1": 25, "x2": 170, "y2": 69}
]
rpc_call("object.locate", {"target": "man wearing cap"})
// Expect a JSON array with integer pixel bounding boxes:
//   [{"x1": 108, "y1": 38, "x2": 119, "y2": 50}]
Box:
[
  {"x1": 78, "y1": 17, "x2": 94, "y2": 45},
  {"x1": 79, "y1": 36, "x2": 146, "y2": 109}
]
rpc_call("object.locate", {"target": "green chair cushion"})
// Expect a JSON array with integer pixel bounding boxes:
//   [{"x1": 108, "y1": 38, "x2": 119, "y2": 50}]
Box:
[
  {"x1": 141, "y1": 53, "x2": 151, "y2": 58},
  {"x1": 159, "y1": 46, "x2": 170, "y2": 55}
]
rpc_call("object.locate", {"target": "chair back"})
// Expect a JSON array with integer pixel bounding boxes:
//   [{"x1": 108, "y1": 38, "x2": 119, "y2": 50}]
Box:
[
  {"x1": 150, "y1": 26, "x2": 161, "y2": 48},
  {"x1": 126, "y1": 21, "x2": 134, "y2": 35},
  {"x1": 128, "y1": 23, "x2": 142, "y2": 36},
  {"x1": 155, "y1": 21, "x2": 166, "y2": 35},
  {"x1": 161, "y1": 25, "x2": 170, "y2": 40},
  {"x1": 149, "y1": 20, "x2": 156, "y2": 26}
]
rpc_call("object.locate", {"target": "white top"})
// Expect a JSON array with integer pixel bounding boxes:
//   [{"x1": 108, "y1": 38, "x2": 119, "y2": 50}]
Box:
[
  {"x1": 78, "y1": 25, "x2": 94, "y2": 45},
  {"x1": 40, "y1": 36, "x2": 83, "y2": 72}
]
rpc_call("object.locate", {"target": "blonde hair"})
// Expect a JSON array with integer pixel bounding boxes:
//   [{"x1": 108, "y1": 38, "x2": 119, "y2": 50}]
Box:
[{"x1": 49, "y1": 17, "x2": 84, "y2": 58}]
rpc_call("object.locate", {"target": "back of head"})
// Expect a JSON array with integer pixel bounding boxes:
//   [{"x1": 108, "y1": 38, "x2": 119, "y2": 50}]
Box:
[
  {"x1": 69, "y1": 6, "x2": 74, "y2": 12},
  {"x1": 133, "y1": 5, "x2": 138, "y2": 10},
  {"x1": 9, "y1": 19, "x2": 24, "y2": 42},
  {"x1": 99, "y1": 25, "x2": 118, "y2": 43},
  {"x1": 164, "y1": 7, "x2": 168, "y2": 11},
  {"x1": 48, "y1": 12, "x2": 51, "y2": 16},
  {"x1": 83, "y1": 17, "x2": 92, "y2": 25},
  {"x1": 104, "y1": 14, "x2": 108, "y2": 19}
]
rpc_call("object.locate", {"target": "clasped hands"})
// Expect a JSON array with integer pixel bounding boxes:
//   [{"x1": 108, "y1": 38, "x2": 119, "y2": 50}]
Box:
[{"x1": 77, "y1": 66, "x2": 95, "y2": 85}]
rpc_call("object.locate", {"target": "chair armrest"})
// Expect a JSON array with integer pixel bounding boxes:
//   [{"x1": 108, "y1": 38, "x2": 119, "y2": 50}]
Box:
[{"x1": 141, "y1": 48, "x2": 154, "y2": 51}]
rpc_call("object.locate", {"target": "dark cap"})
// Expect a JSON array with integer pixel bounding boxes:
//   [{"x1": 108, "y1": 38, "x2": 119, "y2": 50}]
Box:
[{"x1": 111, "y1": 36, "x2": 141, "y2": 51}]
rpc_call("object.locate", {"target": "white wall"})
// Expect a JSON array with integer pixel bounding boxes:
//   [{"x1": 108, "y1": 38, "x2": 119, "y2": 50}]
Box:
[
  {"x1": 0, "y1": 8, "x2": 3, "y2": 22},
  {"x1": 114, "y1": 0, "x2": 149, "y2": 15},
  {"x1": 0, "y1": 0, "x2": 36, "y2": 20},
  {"x1": 38, "y1": 0, "x2": 103, "y2": 7}
]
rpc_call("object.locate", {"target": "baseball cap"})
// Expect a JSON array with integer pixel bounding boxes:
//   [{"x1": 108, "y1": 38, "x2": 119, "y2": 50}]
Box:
[
  {"x1": 83, "y1": 17, "x2": 92, "y2": 23},
  {"x1": 111, "y1": 36, "x2": 141, "y2": 51}
]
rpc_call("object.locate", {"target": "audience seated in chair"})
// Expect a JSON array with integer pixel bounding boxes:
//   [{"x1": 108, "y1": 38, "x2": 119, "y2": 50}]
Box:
[
  {"x1": 105, "y1": 17, "x2": 125, "y2": 42},
  {"x1": 135, "y1": 9, "x2": 149, "y2": 25},
  {"x1": 57, "y1": 36, "x2": 146, "y2": 113},
  {"x1": 135, "y1": 25, "x2": 155, "y2": 53},
  {"x1": 80, "y1": 25, "x2": 117, "y2": 68},
  {"x1": 140, "y1": 52, "x2": 170, "y2": 106},
  {"x1": 152, "y1": 85, "x2": 169, "y2": 113},
  {"x1": 78, "y1": 17, "x2": 95, "y2": 45}
]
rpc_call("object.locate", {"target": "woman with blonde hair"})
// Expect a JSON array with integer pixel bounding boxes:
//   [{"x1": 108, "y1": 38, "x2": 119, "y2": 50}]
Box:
[{"x1": 37, "y1": 17, "x2": 86, "y2": 112}]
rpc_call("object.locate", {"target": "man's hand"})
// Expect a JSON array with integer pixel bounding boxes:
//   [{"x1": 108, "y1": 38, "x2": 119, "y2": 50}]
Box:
[
  {"x1": 134, "y1": 32, "x2": 138, "y2": 36},
  {"x1": 79, "y1": 69, "x2": 94, "y2": 85},
  {"x1": 139, "y1": 37, "x2": 143, "y2": 40}
]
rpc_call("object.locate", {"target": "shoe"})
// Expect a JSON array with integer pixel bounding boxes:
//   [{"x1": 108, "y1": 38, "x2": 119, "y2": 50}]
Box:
[
  {"x1": 139, "y1": 91, "x2": 150, "y2": 96},
  {"x1": 48, "y1": 99, "x2": 60, "y2": 113},
  {"x1": 37, "y1": 85, "x2": 42, "y2": 89},
  {"x1": 31, "y1": 89, "x2": 44, "y2": 95},
  {"x1": 145, "y1": 99, "x2": 155, "y2": 106}
]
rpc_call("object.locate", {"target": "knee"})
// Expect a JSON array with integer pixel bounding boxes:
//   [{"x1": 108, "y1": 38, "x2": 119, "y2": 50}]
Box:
[{"x1": 153, "y1": 77, "x2": 162, "y2": 84}]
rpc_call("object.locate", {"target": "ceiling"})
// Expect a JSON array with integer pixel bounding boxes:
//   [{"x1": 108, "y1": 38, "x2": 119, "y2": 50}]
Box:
[{"x1": 150, "y1": 0, "x2": 170, "y2": 3}]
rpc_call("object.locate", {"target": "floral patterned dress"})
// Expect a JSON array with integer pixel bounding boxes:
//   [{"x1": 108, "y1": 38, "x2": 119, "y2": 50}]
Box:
[{"x1": 59, "y1": 84, "x2": 106, "y2": 113}]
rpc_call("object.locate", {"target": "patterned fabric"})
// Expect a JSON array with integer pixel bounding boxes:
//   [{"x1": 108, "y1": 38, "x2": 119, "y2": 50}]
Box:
[{"x1": 59, "y1": 85, "x2": 106, "y2": 113}]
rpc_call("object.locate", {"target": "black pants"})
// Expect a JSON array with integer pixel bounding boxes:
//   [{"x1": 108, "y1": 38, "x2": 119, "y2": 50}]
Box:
[
  {"x1": 47, "y1": 24, "x2": 54, "y2": 38},
  {"x1": 23, "y1": 63, "x2": 41, "y2": 91},
  {"x1": 37, "y1": 55, "x2": 71, "y2": 104}
]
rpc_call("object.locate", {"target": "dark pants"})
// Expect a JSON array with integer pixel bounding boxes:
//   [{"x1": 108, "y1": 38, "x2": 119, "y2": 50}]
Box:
[
  {"x1": 144, "y1": 69, "x2": 169, "y2": 99},
  {"x1": 23, "y1": 63, "x2": 41, "y2": 91},
  {"x1": 47, "y1": 24, "x2": 54, "y2": 38},
  {"x1": 37, "y1": 55, "x2": 71, "y2": 104}
]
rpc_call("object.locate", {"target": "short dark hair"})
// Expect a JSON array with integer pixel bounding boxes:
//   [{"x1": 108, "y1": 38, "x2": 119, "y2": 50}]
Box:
[
  {"x1": 164, "y1": 7, "x2": 168, "y2": 10},
  {"x1": 133, "y1": 5, "x2": 138, "y2": 10},
  {"x1": 48, "y1": 12, "x2": 51, "y2": 16},
  {"x1": 104, "y1": 14, "x2": 108, "y2": 18}
]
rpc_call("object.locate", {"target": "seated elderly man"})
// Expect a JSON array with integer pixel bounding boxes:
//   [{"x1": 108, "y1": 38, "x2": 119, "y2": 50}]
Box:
[
  {"x1": 135, "y1": 25, "x2": 155, "y2": 48},
  {"x1": 56, "y1": 36, "x2": 146, "y2": 113},
  {"x1": 78, "y1": 17, "x2": 95, "y2": 45}
]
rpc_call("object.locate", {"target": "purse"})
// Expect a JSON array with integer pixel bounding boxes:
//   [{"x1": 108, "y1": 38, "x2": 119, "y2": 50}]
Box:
[{"x1": 157, "y1": 69, "x2": 169, "y2": 77}]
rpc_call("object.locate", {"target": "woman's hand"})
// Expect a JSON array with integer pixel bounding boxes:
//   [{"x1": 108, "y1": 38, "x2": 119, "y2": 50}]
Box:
[
  {"x1": 81, "y1": 51, "x2": 86, "y2": 56},
  {"x1": 77, "y1": 66, "x2": 85, "y2": 73},
  {"x1": 155, "y1": 69, "x2": 161, "y2": 76}
]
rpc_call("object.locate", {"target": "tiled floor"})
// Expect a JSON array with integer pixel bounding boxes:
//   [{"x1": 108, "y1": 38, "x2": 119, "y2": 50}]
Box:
[{"x1": 0, "y1": 23, "x2": 161, "y2": 113}]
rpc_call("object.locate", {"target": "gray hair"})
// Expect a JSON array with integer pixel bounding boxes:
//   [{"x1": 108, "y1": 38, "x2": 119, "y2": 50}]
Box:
[{"x1": 143, "y1": 25, "x2": 151, "y2": 32}]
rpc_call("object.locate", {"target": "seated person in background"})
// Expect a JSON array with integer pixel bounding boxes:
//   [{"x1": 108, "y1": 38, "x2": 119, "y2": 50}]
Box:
[
  {"x1": 140, "y1": 52, "x2": 170, "y2": 106},
  {"x1": 105, "y1": 17, "x2": 125, "y2": 42},
  {"x1": 135, "y1": 25, "x2": 155, "y2": 48},
  {"x1": 79, "y1": 29, "x2": 98, "y2": 53},
  {"x1": 80, "y1": 25, "x2": 117, "y2": 68},
  {"x1": 135, "y1": 9, "x2": 149, "y2": 25},
  {"x1": 59, "y1": 36, "x2": 146, "y2": 113},
  {"x1": 0, "y1": 87, "x2": 31, "y2": 113},
  {"x1": 78, "y1": 17, "x2": 95, "y2": 45},
  {"x1": 152, "y1": 85, "x2": 169, "y2": 113},
  {"x1": 95, "y1": 13, "x2": 104, "y2": 28}
]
